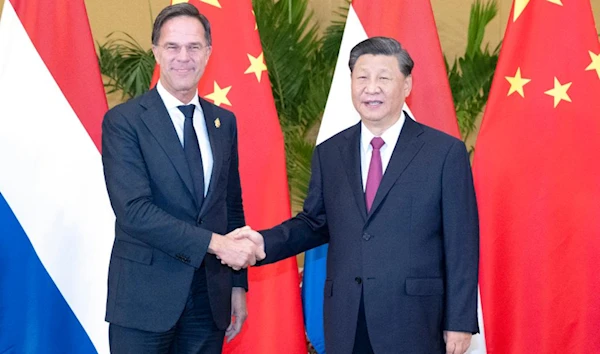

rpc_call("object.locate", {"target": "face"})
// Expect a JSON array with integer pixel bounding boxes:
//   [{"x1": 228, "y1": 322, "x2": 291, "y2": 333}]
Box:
[
  {"x1": 351, "y1": 54, "x2": 412, "y2": 132},
  {"x1": 152, "y1": 16, "x2": 211, "y2": 103}
]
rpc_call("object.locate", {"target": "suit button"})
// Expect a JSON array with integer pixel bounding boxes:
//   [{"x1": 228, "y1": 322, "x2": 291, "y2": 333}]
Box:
[
  {"x1": 355, "y1": 277, "x2": 362, "y2": 284},
  {"x1": 197, "y1": 217, "x2": 203, "y2": 225},
  {"x1": 362, "y1": 232, "x2": 372, "y2": 241}
]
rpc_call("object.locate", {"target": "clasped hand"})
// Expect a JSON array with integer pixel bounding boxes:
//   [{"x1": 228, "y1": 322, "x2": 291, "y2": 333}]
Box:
[{"x1": 211, "y1": 226, "x2": 265, "y2": 270}]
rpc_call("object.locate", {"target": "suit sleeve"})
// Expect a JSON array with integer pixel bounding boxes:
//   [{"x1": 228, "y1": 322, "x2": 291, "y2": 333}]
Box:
[
  {"x1": 441, "y1": 140, "x2": 480, "y2": 333},
  {"x1": 225, "y1": 115, "x2": 248, "y2": 290},
  {"x1": 102, "y1": 108, "x2": 213, "y2": 269},
  {"x1": 259, "y1": 146, "x2": 330, "y2": 265}
]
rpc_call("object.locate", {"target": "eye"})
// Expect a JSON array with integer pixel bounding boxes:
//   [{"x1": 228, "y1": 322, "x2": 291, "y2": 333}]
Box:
[
  {"x1": 166, "y1": 44, "x2": 179, "y2": 51},
  {"x1": 379, "y1": 77, "x2": 390, "y2": 80},
  {"x1": 189, "y1": 44, "x2": 202, "y2": 52}
]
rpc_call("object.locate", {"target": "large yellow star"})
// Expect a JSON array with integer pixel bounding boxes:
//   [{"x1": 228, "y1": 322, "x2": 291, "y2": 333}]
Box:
[
  {"x1": 205, "y1": 82, "x2": 232, "y2": 107},
  {"x1": 546, "y1": 0, "x2": 563, "y2": 5},
  {"x1": 585, "y1": 51, "x2": 600, "y2": 79},
  {"x1": 200, "y1": 0, "x2": 221, "y2": 8},
  {"x1": 544, "y1": 77, "x2": 572, "y2": 108},
  {"x1": 244, "y1": 52, "x2": 268, "y2": 82},
  {"x1": 513, "y1": 0, "x2": 531, "y2": 22},
  {"x1": 505, "y1": 67, "x2": 531, "y2": 98}
]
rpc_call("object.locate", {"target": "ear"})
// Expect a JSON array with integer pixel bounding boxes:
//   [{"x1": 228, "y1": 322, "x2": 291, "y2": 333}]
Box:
[
  {"x1": 151, "y1": 46, "x2": 161, "y2": 66},
  {"x1": 203, "y1": 46, "x2": 212, "y2": 66},
  {"x1": 404, "y1": 74, "x2": 413, "y2": 97}
]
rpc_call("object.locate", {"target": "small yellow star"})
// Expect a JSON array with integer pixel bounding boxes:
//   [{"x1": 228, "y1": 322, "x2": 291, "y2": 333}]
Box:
[
  {"x1": 585, "y1": 51, "x2": 600, "y2": 79},
  {"x1": 244, "y1": 52, "x2": 268, "y2": 82},
  {"x1": 544, "y1": 77, "x2": 572, "y2": 108},
  {"x1": 205, "y1": 82, "x2": 232, "y2": 107},
  {"x1": 505, "y1": 68, "x2": 531, "y2": 98},
  {"x1": 200, "y1": 0, "x2": 221, "y2": 8},
  {"x1": 171, "y1": 0, "x2": 189, "y2": 3},
  {"x1": 513, "y1": 0, "x2": 531, "y2": 22},
  {"x1": 252, "y1": 10, "x2": 257, "y2": 30},
  {"x1": 546, "y1": 0, "x2": 563, "y2": 5}
]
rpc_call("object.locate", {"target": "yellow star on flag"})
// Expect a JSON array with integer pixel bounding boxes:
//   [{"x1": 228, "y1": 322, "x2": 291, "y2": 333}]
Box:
[
  {"x1": 200, "y1": 0, "x2": 221, "y2": 8},
  {"x1": 252, "y1": 10, "x2": 257, "y2": 30},
  {"x1": 505, "y1": 68, "x2": 531, "y2": 98},
  {"x1": 544, "y1": 77, "x2": 572, "y2": 108},
  {"x1": 205, "y1": 82, "x2": 232, "y2": 107},
  {"x1": 513, "y1": 0, "x2": 531, "y2": 22},
  {"x1": 546, "y1": 0, "x2": 563, "y2": 5},
  {"x1": 244, "y1": 52, "x2": 268, "y2": 82},
  {"x1": 585, "y1": 51, "x2": 600, "y2": 79}
]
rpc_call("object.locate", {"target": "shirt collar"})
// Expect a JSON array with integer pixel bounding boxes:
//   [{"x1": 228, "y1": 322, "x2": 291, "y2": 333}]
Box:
[
  {"x1": 361, "y1": 112, "x2": 406, "y2": 152},
  {"x1": 156, "y1": 80, "x2": 201, "y2": 111}
]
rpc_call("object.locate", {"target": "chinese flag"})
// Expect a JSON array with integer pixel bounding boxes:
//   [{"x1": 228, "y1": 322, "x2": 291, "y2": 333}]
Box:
[
  {"x1": 152, "y1": 0, "x2": 306, "y2": 353},
  {"x1": 474, "y1": 0, "x2": 600, "y2": 353}
]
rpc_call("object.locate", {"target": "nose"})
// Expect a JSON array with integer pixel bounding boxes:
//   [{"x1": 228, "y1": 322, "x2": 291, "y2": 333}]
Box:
[
  {"x1": 364, "y1": 78, "x2": 380, "y2": 94},
  {"x1": 176, "y1": 46, "x2": 191, "y2": 61}
]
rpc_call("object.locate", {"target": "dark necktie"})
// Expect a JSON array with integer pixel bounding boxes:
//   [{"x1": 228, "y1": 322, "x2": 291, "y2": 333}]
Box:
[
  {"x1": 178, "y1": 104, "x2": 205, "y2": 209},
  {"x1": 365, "y1": 137, "x2": 385, "y2": 212}
]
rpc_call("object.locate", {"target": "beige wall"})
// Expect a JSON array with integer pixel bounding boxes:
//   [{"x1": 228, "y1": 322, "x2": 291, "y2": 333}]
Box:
[{"x1": 2, "y1": 0, "x2": 599, "y2": 64}]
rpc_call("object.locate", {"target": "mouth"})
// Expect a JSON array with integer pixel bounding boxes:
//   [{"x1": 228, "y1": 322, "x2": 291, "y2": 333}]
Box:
[
  {"x1": 172, "y1": 68, "x2": 194, "y2": 74},
  {"x1": 363, "y1": 100, "x2": 383, "y2": 107}
]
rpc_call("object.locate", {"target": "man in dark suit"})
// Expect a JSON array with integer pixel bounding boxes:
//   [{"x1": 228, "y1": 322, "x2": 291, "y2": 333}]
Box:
[
  {"x1": 101, "y1": 4, "x2": 263, "y2": 353},
  {"x1": 240, "y1": 37, "x2": 479, "y2": 354}
]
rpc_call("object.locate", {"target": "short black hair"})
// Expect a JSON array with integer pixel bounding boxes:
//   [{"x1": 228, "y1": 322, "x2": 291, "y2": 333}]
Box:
[
  {"x1": 348, "y1": 36, "x2": 414, "y2": 76},
  {"x1": 151, "y1": 3, "x2": 212, "y2": 46}
]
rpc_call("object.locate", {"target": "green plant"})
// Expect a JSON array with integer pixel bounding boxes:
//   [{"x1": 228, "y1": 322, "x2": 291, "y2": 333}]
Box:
[
  {"x1": 252, "y1": 0, "x2": 346, "y2": 211},
  {"x1": 97, "y1": 32, "x2": 156, "y2": 99},
  {"x1": 446, "y1": 0, "x2": 500, "y2": 144}
]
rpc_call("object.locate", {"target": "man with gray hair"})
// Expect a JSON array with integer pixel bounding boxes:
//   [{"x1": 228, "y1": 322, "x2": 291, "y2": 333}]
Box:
[
  {"x1": 102, "y1": 3, "x2": 264, "y2": 353},
  {"x1": 239, "y1": 36, "x2": 479, "y2": 353}
]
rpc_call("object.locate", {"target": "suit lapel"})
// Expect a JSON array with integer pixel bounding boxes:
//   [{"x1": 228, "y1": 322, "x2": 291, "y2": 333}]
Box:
[
  {"x1": 198, "y1": 98, "x2": 223, "y2": 216},
  {"x1": 338, "y1": 123, "x2": 368, "y2": 221},
  {"x1": 139, "y1": 89, "x2": 196, "y2": 200},
  {"x1": 367, "y1": 114, "x2": 424, "y2": 221}
]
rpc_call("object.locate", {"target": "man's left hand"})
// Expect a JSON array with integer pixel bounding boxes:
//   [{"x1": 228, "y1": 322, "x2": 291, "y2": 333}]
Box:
[
  {"x1": 226, "y1": 287, "x2": 248, "y2": 342},
  {"x1": 444, "y1": 331, "x2": 472, "y2": 354}
]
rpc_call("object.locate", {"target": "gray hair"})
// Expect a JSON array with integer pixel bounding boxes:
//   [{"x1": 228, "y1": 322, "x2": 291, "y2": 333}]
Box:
[
  {"x1": 151, "y1": 3, "x2": 212, "y2": 46},
  {"x1": 348, "y1": 37, "x2": 414, "y2": 76}
]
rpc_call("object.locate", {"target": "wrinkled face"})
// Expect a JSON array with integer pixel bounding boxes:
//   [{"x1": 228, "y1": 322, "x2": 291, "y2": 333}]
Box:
[
  {"x1": 152, "y1": 16, "x2": 211, "y2": 102},
  {"x1": 351, "y1": 54, "x2": 412, "y2": 130}
]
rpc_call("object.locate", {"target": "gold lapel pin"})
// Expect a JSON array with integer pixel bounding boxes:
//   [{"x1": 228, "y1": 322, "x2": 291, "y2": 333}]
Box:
[{"x1": 214, "y1": 118, "x2": 221, "y2": 128}]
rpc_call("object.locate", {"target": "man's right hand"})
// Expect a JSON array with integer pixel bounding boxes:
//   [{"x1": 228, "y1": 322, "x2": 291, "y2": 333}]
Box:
[
  {"x1": 233, "y1": 227, "x2": 265, "y2": 261},
  {"x1": 208, "y1": 227, "x2": 256, "y2": 270},
  {"x1": 207, "y1": 226, "x2": 265, "y2": 270}
]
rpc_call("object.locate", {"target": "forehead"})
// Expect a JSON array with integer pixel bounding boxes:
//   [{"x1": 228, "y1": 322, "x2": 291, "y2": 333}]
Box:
[
  {"x1": 159, "y1": 16, "x2": 206, "y2": 44},
  {"x1": 353, "y1": 54, "x2": 401, "y2": 73}
]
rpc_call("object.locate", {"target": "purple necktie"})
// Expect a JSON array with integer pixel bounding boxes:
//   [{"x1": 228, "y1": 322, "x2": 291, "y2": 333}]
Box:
[{"x1": 365, "y1": 137, "x2": 385, "y2": 212}]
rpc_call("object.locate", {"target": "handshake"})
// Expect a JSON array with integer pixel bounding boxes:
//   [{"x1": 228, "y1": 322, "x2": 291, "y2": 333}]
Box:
[{"x1": 208, "y1": 226, "x2": 265, "y2": 271}]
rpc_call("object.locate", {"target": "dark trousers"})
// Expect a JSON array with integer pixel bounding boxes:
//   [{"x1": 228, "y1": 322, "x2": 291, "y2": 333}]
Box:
[
  {"x1": 352, "y1": 292, "x2": 374, "y2": 354},
  {"x1": 109, "y1": 266, "x2": 225, "y2": 354}
]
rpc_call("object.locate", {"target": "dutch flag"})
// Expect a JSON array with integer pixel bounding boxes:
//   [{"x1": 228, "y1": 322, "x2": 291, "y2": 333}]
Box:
[{"x1": 0, "y1": 1, "x2": 113, "y2": 352}]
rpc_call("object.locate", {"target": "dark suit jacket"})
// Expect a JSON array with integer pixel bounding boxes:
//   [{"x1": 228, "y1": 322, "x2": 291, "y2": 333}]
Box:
[
  {"x1": 261, "y1": 115, "x2": 479, "y2": 353},
  {"x1": 102, "y1": 88, "x2": 246, "y2": 333}
]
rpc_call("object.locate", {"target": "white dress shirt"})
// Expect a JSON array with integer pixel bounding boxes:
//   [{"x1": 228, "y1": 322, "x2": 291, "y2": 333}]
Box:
[
  {"x1": 156, "y1": 81, "x2": 213, "y2": 197},
  {"x1": 360, "y1": 113, "x2": 406, "y2": 191}
]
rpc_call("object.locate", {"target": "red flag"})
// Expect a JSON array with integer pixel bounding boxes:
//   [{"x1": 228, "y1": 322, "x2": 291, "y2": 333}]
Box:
[
  {"x1": 151, "y1": 1, "x2": 305, "y2": 353},
  {"x1": 474, "y1": 0, "x2": 600, "y2": 352}
]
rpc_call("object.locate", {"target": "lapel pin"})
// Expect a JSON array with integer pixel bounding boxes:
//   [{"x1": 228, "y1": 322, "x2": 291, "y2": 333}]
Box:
[{"x1": 214, "y1": 118, "x2": 221, "y2": 128}]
